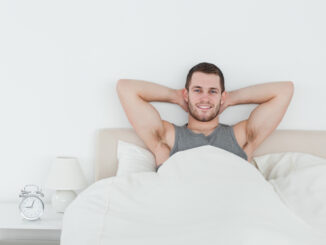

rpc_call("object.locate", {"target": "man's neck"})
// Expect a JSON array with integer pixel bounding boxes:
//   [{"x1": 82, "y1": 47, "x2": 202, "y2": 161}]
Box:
[{"x1": 187, "y1": 116, "x2": 220, "y2": 134}]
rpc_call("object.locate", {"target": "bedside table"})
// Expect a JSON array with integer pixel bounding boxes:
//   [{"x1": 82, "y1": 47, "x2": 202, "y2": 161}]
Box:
[{"x1": 0, "y1": 202, "x2": 63, "y2": 244}]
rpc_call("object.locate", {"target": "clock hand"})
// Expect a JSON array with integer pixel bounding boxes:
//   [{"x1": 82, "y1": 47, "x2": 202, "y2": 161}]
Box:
[{"x1": 25, "y1": 200, "x2": 35, "y2": 208}]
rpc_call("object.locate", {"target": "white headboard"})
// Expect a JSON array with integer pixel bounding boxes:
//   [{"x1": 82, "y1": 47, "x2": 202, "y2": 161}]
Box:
[{"x1": 95, "y1": 128, "x2": 326, "y2": 181}]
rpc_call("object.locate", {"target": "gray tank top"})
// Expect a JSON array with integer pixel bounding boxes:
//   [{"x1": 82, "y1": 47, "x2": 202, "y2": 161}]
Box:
[{"x1": 169, "y1": 123, "x2": 248, "y2": 160}]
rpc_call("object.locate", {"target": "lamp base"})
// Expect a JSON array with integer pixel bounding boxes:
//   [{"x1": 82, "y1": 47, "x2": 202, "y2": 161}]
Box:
[{"x1": 51, "y1": 190, "x2": 76, "y2": 213}]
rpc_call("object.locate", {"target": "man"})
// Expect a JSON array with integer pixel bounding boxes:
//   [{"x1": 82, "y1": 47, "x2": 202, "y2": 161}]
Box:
[{"x1": 116, "y1": 62, "x2": 294, "y2": 170}]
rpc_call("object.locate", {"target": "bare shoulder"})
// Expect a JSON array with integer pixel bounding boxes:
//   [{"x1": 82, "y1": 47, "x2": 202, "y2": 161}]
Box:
[
  {"x1": 162, "y1": 120, "x2": 175, "y2": 149},
  {"x1": 232, "y1": 120, "x2": 254, "y2": 161}
]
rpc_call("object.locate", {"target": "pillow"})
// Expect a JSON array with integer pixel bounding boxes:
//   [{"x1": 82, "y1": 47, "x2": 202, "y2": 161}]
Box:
[
  {"x1": 253, "y1": 152, "x2": 326, "y2": 180},
  {"x1": 253, "y1": 152, "x2": 326, "y2": 235},
  {"x1": 116, "y1": 140, "x2": 156, "y2": 176}
]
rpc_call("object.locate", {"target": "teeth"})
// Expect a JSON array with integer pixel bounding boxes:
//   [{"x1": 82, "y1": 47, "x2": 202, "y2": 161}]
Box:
[{"x1": 198, "y1": 105, "x2": 210, "y2": 109}]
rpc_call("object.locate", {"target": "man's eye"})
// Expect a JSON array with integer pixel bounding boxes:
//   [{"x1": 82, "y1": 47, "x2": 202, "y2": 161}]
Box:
[
  {"x1": 211, "y1": 91, "x2": 217, "y2": 93},
  {"x1": 194, "y1": 89, "x2": 200, "y2": 92}
]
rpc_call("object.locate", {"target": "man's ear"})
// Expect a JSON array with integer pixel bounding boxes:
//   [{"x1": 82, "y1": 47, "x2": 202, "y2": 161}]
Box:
[
  {"x1": 183, "y1": 88, "x2": 189, "y2": 103},
  {"x1": 221, "y1": 91, "x2": 227, "y2": 105}
]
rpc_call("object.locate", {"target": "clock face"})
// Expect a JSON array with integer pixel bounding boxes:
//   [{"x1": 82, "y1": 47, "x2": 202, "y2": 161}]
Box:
[{"x1": 19, "y1": 196, "x2": 44, "y2": 220}]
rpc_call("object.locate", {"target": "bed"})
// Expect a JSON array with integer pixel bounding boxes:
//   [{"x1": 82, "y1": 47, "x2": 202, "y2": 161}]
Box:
[{"x1": 61, "y1": 128, "x2": 326, "y2": 245}]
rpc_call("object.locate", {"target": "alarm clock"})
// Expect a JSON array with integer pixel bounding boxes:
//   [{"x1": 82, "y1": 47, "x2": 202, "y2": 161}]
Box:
[{"x1": 19, "y1": 184, "x2": 45, "y2": 220}]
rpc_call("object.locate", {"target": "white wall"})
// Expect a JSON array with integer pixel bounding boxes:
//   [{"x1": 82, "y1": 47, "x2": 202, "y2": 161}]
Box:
[{"x1": 1, "y1": 0, "x2": 325, "y2": 202}]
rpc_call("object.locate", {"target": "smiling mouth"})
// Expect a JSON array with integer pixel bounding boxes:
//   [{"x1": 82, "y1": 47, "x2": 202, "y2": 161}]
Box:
[{"x1": 197, "y1": 105, "x2": 212, "y2": 111}]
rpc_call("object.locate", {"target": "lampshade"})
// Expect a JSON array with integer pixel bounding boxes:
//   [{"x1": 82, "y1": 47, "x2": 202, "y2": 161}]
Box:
[{"x1": 46, "y1": 157, "x2": 87, "y2": 190}]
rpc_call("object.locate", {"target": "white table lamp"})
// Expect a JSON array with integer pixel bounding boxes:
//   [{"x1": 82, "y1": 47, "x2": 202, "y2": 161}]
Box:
[{"x1": 46, "y1": 157, "x2": 87, "y2": 213}]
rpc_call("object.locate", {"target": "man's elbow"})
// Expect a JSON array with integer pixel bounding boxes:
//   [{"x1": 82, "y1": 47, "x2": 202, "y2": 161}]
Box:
[
  {"x1": 116, "y1": 79, "x2": 129, "y2": 92},
  {"x1": 283, "y1": 81, "x2": 294, "y2": 97},
  {"x1": 287, "y1": 81, "x2": 294, "y2": 89}
]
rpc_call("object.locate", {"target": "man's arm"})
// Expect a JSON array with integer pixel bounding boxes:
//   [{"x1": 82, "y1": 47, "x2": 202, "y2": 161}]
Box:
[
  {"x1": 116, "y1": 79, "x2": 185, "y2": 166},
  {"x1": 226, "y1": 81, "x2": 294, "y2": 154}
]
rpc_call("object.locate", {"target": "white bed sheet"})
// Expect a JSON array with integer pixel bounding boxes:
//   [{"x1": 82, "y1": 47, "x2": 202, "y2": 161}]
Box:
[{"x1": 61, "y1": 146, "x2": 324, "y2": 245}]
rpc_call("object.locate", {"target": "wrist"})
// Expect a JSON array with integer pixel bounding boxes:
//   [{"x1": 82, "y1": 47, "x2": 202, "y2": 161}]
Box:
[
  {"x1": 226, "y1": 91, "x2": 235, "y2": 107},
  {"x1": 172, "y1": 89, "x2": 182, "y2": 105}
]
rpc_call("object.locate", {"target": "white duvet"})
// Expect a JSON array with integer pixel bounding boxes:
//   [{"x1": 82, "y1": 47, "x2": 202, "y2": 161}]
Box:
[
  {"x1": 61, "y1": 146, "x2": 324, "y2": 245},
  {"x1": 254, "y1": 152, "x2": 326, "y2": 237}
]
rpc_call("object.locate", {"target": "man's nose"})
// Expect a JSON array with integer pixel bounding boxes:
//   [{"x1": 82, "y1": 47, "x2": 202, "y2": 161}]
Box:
[{"x1": 200, "y1": 92, "x2": 210, "y2": 101}]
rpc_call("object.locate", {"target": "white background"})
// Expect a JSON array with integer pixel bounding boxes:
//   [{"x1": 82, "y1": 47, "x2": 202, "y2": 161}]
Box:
[{"x1": 0, "y1": 0, "x2": 325, "y2": 202}]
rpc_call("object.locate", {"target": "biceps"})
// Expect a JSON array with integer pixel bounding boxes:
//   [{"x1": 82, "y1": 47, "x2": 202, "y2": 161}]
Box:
[
  {"x1": 247, "y1": 94, "x2": 293, "y2": 148},
  {"x1": 117, "y1": 90, "x2": 164, "y2": 152}
]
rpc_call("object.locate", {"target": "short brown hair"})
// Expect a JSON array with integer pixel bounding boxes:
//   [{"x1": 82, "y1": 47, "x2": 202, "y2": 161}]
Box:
[{"x1": 185, "y1": 62, "x2": 225, "y2": 93}]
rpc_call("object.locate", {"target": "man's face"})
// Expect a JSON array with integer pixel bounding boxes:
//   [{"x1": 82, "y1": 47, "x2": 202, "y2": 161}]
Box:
[{"x1": 185, "y1": 72, "x2": 225, "y2": 122}]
